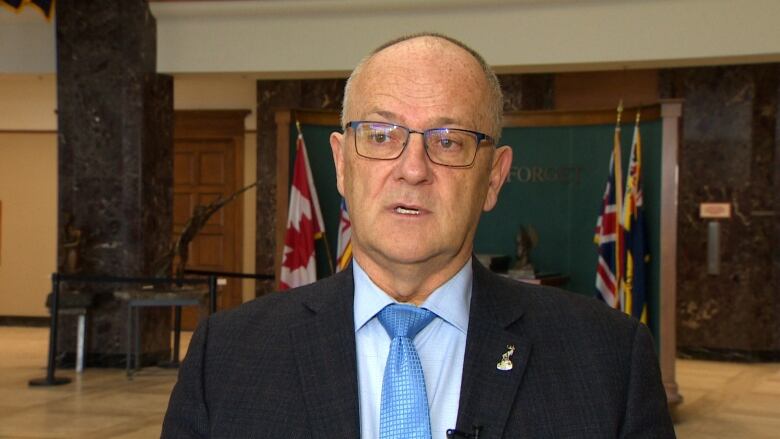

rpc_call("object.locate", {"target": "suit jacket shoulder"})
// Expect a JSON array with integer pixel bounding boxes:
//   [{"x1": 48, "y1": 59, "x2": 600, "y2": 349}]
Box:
[{"x1": 162, "y1": 269, "x2": 360, "y2": 439}]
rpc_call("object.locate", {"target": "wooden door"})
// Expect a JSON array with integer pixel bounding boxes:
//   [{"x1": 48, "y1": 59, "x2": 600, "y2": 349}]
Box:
[{"x1": 174, "y1": 110, "x2": 249, "y2": 329}]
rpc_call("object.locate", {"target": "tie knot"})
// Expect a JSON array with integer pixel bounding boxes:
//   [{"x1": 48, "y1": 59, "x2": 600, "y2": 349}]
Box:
[{"x1": 377, "y1": 304, "x2": 435, "y2": 340}]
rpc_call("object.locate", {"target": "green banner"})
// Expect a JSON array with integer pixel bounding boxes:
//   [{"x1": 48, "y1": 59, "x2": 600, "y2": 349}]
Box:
[{"x1": 476, "y1": 121, "x2": 663, "y2": 336}]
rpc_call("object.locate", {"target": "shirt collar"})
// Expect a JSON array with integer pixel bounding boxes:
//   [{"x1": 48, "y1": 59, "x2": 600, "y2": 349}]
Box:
[{"x1": 353, "y1": 258, "x2": 472, "y2": 334}]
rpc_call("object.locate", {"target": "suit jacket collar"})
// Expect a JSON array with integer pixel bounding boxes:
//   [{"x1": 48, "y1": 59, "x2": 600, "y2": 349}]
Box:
[
  {"x1": 455, "y1": 259, "x2": 533, "y2": 438},
  {"x1": 288, "y1": 266, "x2": 361, "y2": 439}
]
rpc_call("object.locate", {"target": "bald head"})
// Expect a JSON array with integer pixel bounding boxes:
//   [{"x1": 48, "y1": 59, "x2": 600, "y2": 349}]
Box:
[{"x1": 341, "y1": 33, "x2": 504, "y2": 140}]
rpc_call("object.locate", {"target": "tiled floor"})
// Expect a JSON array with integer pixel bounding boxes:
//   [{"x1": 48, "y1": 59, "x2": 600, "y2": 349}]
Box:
[
  {"x1": 1, "y1": 327, "x2": 779, "y2": 438},
  {"x1": 673, "y1": 358, "x2": 780, "y2": 438},
  {"x1": 0, "y1": 327, "x2": 182, "y2": 439}
]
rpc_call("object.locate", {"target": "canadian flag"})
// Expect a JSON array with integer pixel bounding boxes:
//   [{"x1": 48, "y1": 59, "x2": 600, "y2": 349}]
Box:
[{"x1": 279, "y1": 132, "x2": 325, "y2": 290}]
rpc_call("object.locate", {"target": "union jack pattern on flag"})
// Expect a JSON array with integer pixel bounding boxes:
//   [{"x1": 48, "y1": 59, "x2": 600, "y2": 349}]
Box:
[
  {"x1": 279, "y1": 131, "x2": 325, "y2": 290},
  {"x1": 594, "y1": 125, "x2": 624, "y2": 308},
  {"x1": 335, "y1": 198, "x2": 352, "y2": 272},
  {"x1": 621, "y1": 119, "x2": 649, "y2": 323}
]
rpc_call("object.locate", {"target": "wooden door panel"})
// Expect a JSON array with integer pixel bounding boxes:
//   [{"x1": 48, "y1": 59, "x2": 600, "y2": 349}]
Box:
[
  {"x1": 173, "y1": 193, "x2": 194, "y2": 225},
  {"x1": 174, "y1": 151, "x2": 196, "y2": 184},
  {"x1": 174, "y1": 110, "x2": 248, "y2": 329},
  {"x1": 199, "y1": 152, "x2": 227, "y2": 184},
  {"x1": 192, "y1": 234, "x2": 226, "y2": 267}
]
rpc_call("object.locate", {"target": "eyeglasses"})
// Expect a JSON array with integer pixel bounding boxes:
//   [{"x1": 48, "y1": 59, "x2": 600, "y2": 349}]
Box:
[{"x1": 345, "y1": 121, "x2": 494, "y2": 168}]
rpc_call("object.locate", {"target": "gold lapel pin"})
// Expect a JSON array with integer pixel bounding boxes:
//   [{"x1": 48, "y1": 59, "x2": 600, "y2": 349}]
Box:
[{"x1": 496, "y1": 344, "x2": 515, "y2": 371}]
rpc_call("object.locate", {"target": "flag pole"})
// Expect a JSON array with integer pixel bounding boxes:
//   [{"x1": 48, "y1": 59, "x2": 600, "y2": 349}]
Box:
[
  {"x1": 295, "y1": 119, "x2": 336, "y2": 275},
  {"x1": 614, "y1": 100, "x2": 624, "y2": 310},
  {"x1": 320, "y1": 232, "x2": 336, "y2": 276}
]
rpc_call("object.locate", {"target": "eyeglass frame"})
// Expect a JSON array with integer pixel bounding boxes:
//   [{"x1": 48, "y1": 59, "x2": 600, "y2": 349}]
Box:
[{"x1": 344, "y1": 120, "x2": 495, "y2": 168}]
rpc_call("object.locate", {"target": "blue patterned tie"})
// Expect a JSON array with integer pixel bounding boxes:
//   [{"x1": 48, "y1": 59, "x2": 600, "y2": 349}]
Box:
[{"x1": 377, "y1": 304, "x2": 436, "y2": 439}]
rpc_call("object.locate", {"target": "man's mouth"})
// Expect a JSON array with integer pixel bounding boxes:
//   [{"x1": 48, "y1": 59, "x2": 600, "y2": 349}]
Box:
[{"x1": 394, "y1": 206, "x2": 420, "y2": 215}]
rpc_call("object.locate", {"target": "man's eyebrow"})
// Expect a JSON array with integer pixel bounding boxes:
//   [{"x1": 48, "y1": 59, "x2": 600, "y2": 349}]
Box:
[
  {"x1": 431, "y1": 117, "x2": 460, "y2": 127},
  {"x1": 365, "y1": 109, "x2": 399, "y2": 121},
  {"x1": 366, "y1": 111, "x2": 465, "y2": 128}
]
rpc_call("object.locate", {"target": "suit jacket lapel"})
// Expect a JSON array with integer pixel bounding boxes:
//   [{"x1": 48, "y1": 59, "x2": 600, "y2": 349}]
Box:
[
  {"x1": 288, "y1": 268, "x2": 361, "y2": 439},
  {"x1": 455, "y1": 261, "x2": 532, "y2": 438}
]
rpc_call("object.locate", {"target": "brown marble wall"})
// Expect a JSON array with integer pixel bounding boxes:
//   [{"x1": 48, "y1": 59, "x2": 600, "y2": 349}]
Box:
[
  {"x1": 56, "y1": 0, "x2": 173, "y2": 366},
  {"x1": 776, "y1": 80, "x2": 780, "y2": 354},
  {"x1": 660, "y1": 64, "x2": 780, "y2": 360},
  {"x1": 499, "y1": 74, "x2": 555, "y2": 112},
  {"x1": 253, "y1": 73, "x2": 553, "y2": 296}
]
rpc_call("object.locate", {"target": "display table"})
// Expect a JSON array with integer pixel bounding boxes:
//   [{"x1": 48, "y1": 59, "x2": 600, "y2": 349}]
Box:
[{"x1": 114, "y1": 288, "x2": 208, "y2": 378}]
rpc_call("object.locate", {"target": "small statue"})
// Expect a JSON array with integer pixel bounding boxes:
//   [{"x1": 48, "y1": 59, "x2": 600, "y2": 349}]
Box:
[
  {"x1": 510, "y1": 225, "x2": 538, "y2": 279},
  {"x1": 60, "y1": 214, "x2": 83, "y2": 274}
]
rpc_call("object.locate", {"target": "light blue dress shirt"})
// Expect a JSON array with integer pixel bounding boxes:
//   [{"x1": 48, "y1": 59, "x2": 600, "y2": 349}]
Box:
[{"x1": 353, "y1": 259, "x2": 472, "y2": 439}]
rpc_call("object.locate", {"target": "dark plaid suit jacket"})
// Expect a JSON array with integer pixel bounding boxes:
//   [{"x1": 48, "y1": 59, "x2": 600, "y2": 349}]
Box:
[{"x1": 162, "y1": 260, "x2": 675, "y2": 438}]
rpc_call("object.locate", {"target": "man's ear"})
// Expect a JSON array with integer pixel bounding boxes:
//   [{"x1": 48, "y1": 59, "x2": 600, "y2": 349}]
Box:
[
  {"x1": 330, "y1": 131, "x2": 346, "y2": 196},
  {"x1": 483, "y1": 145, "x2": 513, "y2": 212}
]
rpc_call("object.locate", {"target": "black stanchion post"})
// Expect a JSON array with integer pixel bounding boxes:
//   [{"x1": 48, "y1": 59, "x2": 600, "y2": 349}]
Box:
[
  {"x1": 172, "y1": 305, "x2": 182, "y2": 365},
  {"x1": 208, "y1": 275, "x2": 217, "y2": 315},
  {"x1": 29, "y1": 273, "x2": 72, "y2": 386}
]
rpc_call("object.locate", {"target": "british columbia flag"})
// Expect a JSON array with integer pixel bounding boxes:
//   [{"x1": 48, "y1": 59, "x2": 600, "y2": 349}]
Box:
[
  {"x1": 621, "y1": 120, "x2": 649, "y2": 322},
  {"x1": 335, "y1": 198, "x2": 352, "y2": 272}
]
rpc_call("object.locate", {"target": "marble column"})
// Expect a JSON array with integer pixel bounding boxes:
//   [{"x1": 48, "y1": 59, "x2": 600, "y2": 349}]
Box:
[
  {"x1": 499, "y1": 74, "x2": 555, "y2": 111},
  {"x1": 255, "y1": 79, "x2": 345, "y2": 296},
  {"x1": 775, "y1": 80, "x2": 780, "y2": 353},
  {"x1": 57, "y1": 0, "x2": 173, "y2": 366},
  {"x1": 660, "y1": 64, "x2": 780, "y2": 361}
]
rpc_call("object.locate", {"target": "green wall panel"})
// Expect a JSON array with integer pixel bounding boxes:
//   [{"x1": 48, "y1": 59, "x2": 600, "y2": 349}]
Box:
[{"x1": 475, "y1": 120, "x2": 663, "y2": 336}]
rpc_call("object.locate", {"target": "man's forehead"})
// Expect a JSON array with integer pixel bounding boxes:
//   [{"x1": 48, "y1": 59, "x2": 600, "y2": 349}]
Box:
[
  {"x1": 354, "y1": 38, "x2": 485, "y2": 100},
  {"x1": 343, "y1": 34, "x2": 496, "y2": 134},
  {"x1": 368, "y1": 36, "x2": 475, "y2": 67}
]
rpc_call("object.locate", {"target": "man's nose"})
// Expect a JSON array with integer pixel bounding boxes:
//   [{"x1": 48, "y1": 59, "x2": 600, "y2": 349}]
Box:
[{"x1": 394, "y1": 132, "x2": 433, "y2": 184}]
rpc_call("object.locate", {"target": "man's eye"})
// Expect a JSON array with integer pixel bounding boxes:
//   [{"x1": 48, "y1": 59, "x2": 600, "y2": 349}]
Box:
[
  {"x1": 435, "y1": 137, "x2": 463, "y2": 151},
  {"x1": 374, "y1": 133, "x2": 387, "y2": 142},
  {"x1": 368, "y1": 131, "x2": 390, "y2": 143}
]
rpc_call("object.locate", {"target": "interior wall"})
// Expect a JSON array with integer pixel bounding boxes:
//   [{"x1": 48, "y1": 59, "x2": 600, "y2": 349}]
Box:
[
  {"x1": 5, "y1": 0, "x2": 780, "y2": 76},
  {"x1": 0, "y1": 133, "x2": 57, "y2": 316},
  {"x1": 0, "y1": 75, "x2": 57, "y2": 129},
  {"x1": 0, "y1": 75, "x2": 57, "y2": 317},
  {"x1": 173, "y1": 75, "x2": 257, "y2": 302},
  {"x1": 148, "y1": 0, "x2": 780, "y2": 75},
  {"x1": 554, "y1": 70, "x2": 659, "y2": 111}
]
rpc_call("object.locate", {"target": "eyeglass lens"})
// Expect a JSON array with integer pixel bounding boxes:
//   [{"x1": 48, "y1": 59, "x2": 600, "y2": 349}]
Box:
[{"x1": 354, "y1": 122, "x2": 478, "y2": 166}]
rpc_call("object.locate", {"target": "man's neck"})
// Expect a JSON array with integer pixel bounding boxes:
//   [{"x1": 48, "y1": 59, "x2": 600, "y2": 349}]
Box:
[{"x1": 352, "y1": 250, "x2": 472, "y2": 306}]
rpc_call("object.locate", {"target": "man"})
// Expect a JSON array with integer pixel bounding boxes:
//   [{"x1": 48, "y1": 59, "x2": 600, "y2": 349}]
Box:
[{"x1": 162, "y1": 33, "x2": 675, "y2": 438}]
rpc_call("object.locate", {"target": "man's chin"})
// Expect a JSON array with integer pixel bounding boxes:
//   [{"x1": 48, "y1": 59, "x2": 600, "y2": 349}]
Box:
[{"x1": 361, "y1": 243, "x2": 448, "y2": 268}]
